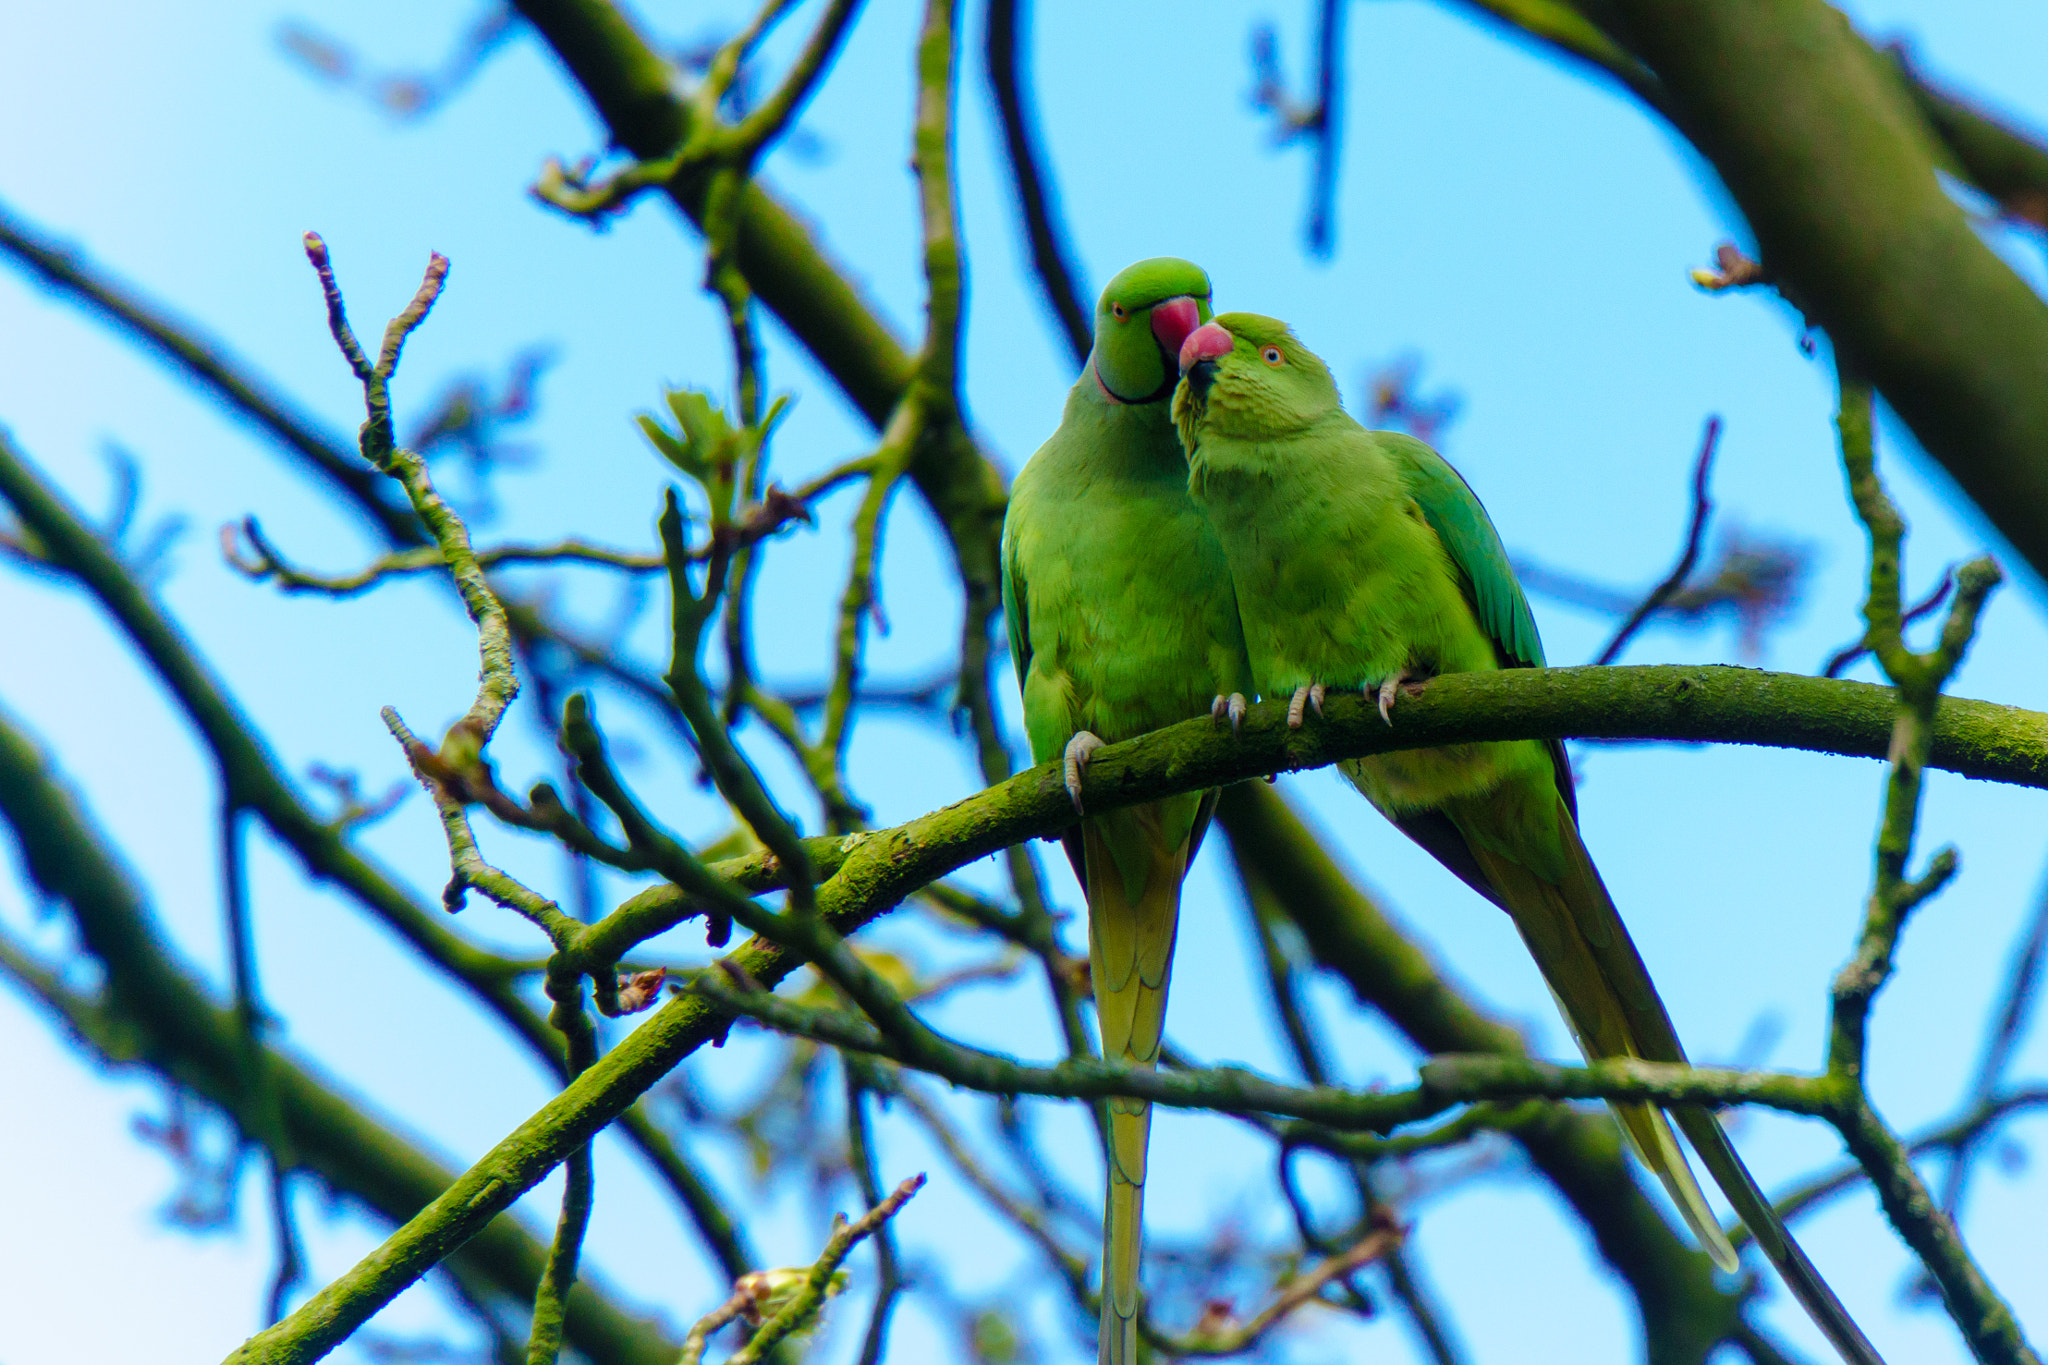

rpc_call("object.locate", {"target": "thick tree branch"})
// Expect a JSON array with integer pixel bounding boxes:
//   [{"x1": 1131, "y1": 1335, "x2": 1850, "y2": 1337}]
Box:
[
  {"x1": 1453, "y1": 2, "x2": 2048, "y2": 244},
  {"x1": 1890, "y1": 47, "x2": 2048, "y2": 231},
  {"x1": 230, "y1": 645, "x2": 2048, "y2": 1362},
  {"x1": 1563, "y1": 0, "x2": 2048, "y2": 581}
]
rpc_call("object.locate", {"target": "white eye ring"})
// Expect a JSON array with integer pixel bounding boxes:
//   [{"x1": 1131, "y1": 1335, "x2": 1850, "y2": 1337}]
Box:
[
  {"x1": 1111, "y1": 302, "x2": 1128, "y2": 321},
  {"x1": 1261, "y1": 346, "x2": 1284, "y2": 365}
]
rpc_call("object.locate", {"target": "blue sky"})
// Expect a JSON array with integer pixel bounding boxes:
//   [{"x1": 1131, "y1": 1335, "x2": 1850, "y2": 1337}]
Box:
[{"x1": 2, "y1": 2, "x2": 2046, "y2": 1362}]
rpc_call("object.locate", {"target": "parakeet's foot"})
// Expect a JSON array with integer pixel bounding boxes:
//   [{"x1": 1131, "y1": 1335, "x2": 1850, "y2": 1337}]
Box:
[
  {"x1": 1062, "y1": 731, "x2": 1106, "y2": 814},
  {"x1": 1210, "y1": 692, "x2": 1248, "y2": 734},
  {"x1": 1369, "y1": 669, "x2": 1432, "y2": 725},
  {"x1": 1286, "y1": 683, "x2": 1326, "y2": 729}
]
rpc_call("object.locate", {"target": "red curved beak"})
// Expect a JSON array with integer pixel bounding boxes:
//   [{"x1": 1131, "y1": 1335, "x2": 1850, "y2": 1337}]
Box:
[
  {"x1": 1149, "y1": 296, "x2": 1202, "y2": 359},
  {"x1": 1179, "y1": 320, "x2": 1234, "y2": 374}
]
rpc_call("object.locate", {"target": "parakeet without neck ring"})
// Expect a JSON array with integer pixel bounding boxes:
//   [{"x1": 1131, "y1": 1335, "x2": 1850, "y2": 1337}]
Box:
[
  {"x1": 1001, "y1": 260, "x2": 1254, "y2": 1365},
  {"x1": 1173, "y1": 312, "x2": 1885, "y2": 1365}
]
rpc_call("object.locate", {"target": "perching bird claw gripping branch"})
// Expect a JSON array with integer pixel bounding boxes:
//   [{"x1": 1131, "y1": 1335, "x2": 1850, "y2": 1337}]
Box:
[
  {"x1": 1058, "y1": 665, "x2": 2048, "y2": 819},
  {"x1": 559, "y1": 662, "x2": 2048, "y2": 973}
]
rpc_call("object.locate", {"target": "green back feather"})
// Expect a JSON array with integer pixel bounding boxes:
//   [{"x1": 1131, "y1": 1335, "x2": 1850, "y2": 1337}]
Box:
[{"x1": 1382, "y1": 434, "x2": 1546, "y2": 669}]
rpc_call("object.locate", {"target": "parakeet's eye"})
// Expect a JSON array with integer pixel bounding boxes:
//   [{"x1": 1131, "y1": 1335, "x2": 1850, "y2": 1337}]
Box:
[
  {"x1": 1110, "y1": 302, "x2": 1128, "y2": 321},
  {"x1": 1261, "y1": 347, "x2": 1284, "y2": 365}
]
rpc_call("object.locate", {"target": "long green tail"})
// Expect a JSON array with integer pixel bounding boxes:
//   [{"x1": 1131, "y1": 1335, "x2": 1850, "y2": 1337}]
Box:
[
  {"x1": 1457, "y1": 790, "x2": 1885, "y2": 1365},
  {"x1": 1083, "y1": 805, "x2": 1191, "y2": 1365}
]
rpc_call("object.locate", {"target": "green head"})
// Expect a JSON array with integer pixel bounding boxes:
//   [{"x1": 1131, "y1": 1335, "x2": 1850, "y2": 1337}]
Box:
[
  {"x1": 1172, "y1": 311, "x2": 1340, "y2": 451},
  {"x1": 1090, "y1": 258, "x2": 1213, "y2": 404}
]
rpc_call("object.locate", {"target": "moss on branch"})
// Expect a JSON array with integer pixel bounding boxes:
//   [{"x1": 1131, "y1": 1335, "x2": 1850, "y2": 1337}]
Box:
[{"x1": 231, "y1": 657, "x2": 2048, "y2": 1361}]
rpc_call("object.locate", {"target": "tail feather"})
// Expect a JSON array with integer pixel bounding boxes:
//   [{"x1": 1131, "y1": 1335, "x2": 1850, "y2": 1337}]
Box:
[
  {"x1": 1101, "y1": 1107, "x2": 1148, "y2": 1363},
  {"x1": 1466, "y1": 837, "x2": 1739, "y2": 1273},
  {"x1": 1451, "y1": 789, "x2": 1884, "y2": 1365},
  {"x1": 1083, "y1": 806, "x2": 1192, "y2": 1365},
  {"x1": 1678, "y1": 1110, "x2": 1887, "y2": 1365}
]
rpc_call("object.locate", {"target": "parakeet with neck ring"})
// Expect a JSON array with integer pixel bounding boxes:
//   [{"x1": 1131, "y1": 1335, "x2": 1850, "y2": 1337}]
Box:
[{"x1": 1001, "y1": 259, "x2": 1253, "y2": 1364}]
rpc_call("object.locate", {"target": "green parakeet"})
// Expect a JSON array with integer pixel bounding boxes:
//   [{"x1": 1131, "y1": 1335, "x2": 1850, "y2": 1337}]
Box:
[
  {"x1": 1171, "y1": 313, "x2": 1882, "y2": 1365},
  {"x1": 1002, "y1": 259, "x2": 1253, "y2": 1364}
]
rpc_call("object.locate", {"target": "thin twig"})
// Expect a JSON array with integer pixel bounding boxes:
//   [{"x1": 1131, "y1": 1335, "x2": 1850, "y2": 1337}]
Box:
[
  {"x1": 891, "y1": 1080, "x2": 1093, "y2": 1295},
  {"x1": 303, "y1": 236, "x2": 519, "y2": 750},
  {"x1": 841, "y1": 1063, "x2": 908, "y2": 1365},
  {"x1": 1306, "y1": 0, "x2": 1345, "y2": 256},
  {"x1": 1163, "y1": 1220, "x2": 1403, "y2": 1356},
  {"x1": 1594, "y1": 416, "x2": 1720, "y2": 666},
  {"x1": 660, "y1": 490, "x2": 820, "y2": 915},
  {"x1": 1940, "y1": 863, "x2": 2048, "y2": 1216},
  {"x1": 1241, "y1": 865, "x2": 1464, "y2": 1361},
  {"x1": 523, "y1": 982, "x2": 599, "y2": 1365},
  {"x1": 1752, "y1": 1087, "x2": 2048, "y2": 1237},
  {"x1": 691, "y1": 966, "x2": 1843, "y2": 1128},
  {"x1": 724, "y1": 1175, "x2": 926, "y2": 1365},
  {"x1": 1822, "y1": 368, "x2": 2030, "y2": 1365},
  {"x1": 223, "y1": 520, "x2": 664, "y2": 596},
  {"x1": 1821, "y1": 570, "x2": 1955, "y2": 679},
  {"x1": 1246, "y1": 6, "x2": 1348, "y2": 256},
  {"x1": 220, "y1": 797, "x2": 305, "y2": 1323},
  {"x1": 382, "y1": 708, "x2": 580, "y2": 939},
  {"x1": 530, "y1": 0, "x2": 861, "y2": 223}
]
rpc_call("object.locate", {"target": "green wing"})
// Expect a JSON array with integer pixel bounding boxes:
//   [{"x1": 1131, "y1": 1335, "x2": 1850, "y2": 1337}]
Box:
[
  {"x1": 1000, "y1": 525, "x2": 1032, "y2": 697},
  {"x1": 1382, "y1": 432, "x2": 1574, "y2": 813},
  {"x1": 1382, "y1": 433, "x2": 1544, "y2": 670}
]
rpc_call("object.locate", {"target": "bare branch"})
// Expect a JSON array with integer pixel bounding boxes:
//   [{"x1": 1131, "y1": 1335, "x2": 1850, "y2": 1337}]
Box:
[
  {"x1": 1594, "y1": 416, "x2": 1720, "y2": 666},
  {"x1": 983, "y1": 0, "x2": 1090, "y2": 365}
]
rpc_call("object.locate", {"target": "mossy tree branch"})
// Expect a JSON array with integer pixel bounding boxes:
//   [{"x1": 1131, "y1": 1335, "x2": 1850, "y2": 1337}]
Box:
[
  {"x1": 227, "y1": 642, "x2": 2048, "y2": 1363},
  {"x1": 1553, "y1": 0, "x2": 2048, "y2": 581},
  {"x1": 1817, "y1": 373, "x2": 2034, "y2": 1365}
]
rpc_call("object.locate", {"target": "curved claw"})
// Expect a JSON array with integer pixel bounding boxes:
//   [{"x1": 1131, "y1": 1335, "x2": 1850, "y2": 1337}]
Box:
[
  {"x1": 1286, "y1": 684, "x2": 1310, "y2": 730},
  {"x1": 1376, "y1": 676, "x2": 1401, "y2": 726},
  {"x1": 1226, "y1": 692, "x2": 1248, "y2": 735},
  {"x1": 1310, "y1": 683, "x2": 1326, "y2": 719},
  {"x1": 1210, "y1": 695, "x2": 1230, "y2": 726},
  {"x1": 1062, "y1": 731, "x2": 1106, "y2": 815},
  {"x1": 1371, "y1": 670, "x2": 1431, "y2": 725}
]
